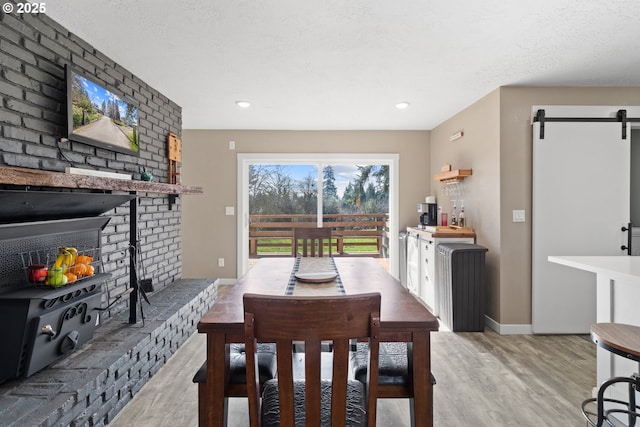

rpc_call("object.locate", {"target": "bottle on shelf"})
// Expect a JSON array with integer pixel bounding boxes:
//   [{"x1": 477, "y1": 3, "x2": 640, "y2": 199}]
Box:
[
  {"x1": 459, "y1": 202, "x2": 465, "y2": 228},
  {"x1": 450, "y1": 200, "x2": 458, "y2": 226}
]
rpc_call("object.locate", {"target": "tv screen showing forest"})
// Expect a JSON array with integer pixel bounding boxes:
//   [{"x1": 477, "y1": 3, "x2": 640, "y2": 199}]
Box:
[{"x1": 68, "y1": 68, "x2": 139, "y2": 155}]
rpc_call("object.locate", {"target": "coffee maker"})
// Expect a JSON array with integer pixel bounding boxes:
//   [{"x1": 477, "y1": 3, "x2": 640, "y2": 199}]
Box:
[{"x1": 419, "y1": 196, "x2": 438, "y2": 226}]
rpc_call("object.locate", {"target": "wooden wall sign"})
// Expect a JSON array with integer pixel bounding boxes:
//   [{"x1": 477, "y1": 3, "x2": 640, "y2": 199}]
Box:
[{"x1": 167, "y1": 133, "x2": 182, "y2": 184}]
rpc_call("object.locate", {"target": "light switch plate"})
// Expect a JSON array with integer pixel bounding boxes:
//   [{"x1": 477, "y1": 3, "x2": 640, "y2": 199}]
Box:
[
  {"x1": 225, "y1": 206, "x2": 235, "y2": 215},
  {"x1": 513, "y1": 210, "x2": 526, "y2": 222}
]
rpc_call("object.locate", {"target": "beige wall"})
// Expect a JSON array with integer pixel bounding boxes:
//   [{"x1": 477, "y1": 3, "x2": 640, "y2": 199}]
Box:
[
  {"x1": 181, "y1": 130, "x2": 430, "y2": 279},
  {"x1": 432, "y1": 86, "x2": 640, "y2": 327},
  {"x1": 430, "y1": 90, "x2": 502, "y2": 321}
]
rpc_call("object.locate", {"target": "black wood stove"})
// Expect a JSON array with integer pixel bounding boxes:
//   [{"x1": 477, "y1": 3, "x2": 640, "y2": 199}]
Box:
[{"x1": 0, "y1": 190, "x2": 134, "y2": 383}]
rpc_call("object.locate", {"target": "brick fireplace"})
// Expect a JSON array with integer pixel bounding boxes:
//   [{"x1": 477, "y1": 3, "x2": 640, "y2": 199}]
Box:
[
  {"x1": 0, "y1": 8, "x2": 208, "y2": 426},
  {"x1": 0, "y1": 171, "x2": 207, "y2": 425}
]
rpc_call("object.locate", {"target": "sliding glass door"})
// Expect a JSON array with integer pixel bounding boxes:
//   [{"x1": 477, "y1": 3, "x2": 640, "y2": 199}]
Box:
[{"x1": 238, "y1": 153, "x2": 399, "y2": 277}]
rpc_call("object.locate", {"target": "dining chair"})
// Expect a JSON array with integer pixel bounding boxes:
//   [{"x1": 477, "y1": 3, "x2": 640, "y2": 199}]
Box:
[
  {"x1": 192, "y1": 343, "x2": 278, "y2": 423},
  {"x1": 293, "y1": 227, "x2": 332, "y2": 257},
  {"x1": 350, "y1": 269, "x2": 436, "y2": 418},
  {"x1": 243, "y1": 292, "x2": 381, "y2": 427},
  {"x1": 351, "y1": 341, "x2": 436, "y2": 426}
]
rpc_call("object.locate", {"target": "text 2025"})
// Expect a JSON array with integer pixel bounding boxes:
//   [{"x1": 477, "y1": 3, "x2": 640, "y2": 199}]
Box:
[{"x1": 16, "y1": 2, "x2": 46, "y2": 14}]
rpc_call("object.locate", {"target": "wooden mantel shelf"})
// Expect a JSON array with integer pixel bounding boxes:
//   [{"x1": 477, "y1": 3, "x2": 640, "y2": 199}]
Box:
[{"x1": 0, "y1": 166, "x2": 204, "y2": 195}]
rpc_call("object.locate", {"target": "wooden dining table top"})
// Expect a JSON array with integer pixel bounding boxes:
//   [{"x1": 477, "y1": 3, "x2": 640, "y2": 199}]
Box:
[{"x1": 198, "y1": 257, "x2": 439, "y2": 338}]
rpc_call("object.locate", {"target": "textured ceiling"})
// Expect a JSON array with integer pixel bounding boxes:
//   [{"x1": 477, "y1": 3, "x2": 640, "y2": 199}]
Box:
[{"x1": 46, "y1": 1, "x2": 640, "y2": 130}]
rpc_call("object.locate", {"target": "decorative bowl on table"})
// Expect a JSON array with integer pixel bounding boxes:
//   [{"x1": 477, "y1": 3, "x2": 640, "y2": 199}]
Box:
[{"x1": 294, "y1": 271, "x2": 337, "y2": 283}]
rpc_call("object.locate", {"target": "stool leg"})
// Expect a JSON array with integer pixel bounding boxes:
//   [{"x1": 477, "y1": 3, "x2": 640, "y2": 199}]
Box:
[
  {"x1": 630, "y1": 373, "x2": 640, "y2": 427},
  {"x1": 595, "y1": 378, "x2": 609, "y2": 427},
  {"x1": 596, "y1": 377, "x2": 634, "y2": 427},
  {"x1": 629, "y1": 379, "x2": 636, "y2": 427}
]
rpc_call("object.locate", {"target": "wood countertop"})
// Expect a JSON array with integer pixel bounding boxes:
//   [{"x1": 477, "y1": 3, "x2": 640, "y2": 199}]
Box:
[{"x1": 407, "y1": 226, "x2": 476, "y2": 239}]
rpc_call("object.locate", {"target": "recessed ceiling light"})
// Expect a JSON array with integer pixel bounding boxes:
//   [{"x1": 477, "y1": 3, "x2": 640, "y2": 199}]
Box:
[
  {"x1": 395, "y1": 102, "x2": 410, "y2": 109},
  {"x1": 236, "y1": 101, "x2": 251, "y2": 108}
]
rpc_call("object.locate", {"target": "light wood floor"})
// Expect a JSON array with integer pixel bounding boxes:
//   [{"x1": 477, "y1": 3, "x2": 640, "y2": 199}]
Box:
[{"x1": 111, "y1": 321, "x2": 595, "y2": 426}]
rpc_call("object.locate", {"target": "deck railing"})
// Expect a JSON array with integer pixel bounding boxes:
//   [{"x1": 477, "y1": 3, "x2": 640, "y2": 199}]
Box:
[{"x1": 249, "y1": 213, "x2": 389, "y2": 258}]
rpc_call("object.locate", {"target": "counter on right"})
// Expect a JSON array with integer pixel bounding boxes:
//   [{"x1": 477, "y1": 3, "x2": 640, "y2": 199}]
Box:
[{"x1": 548, "y1": 255, "x2": 640, "y2": 402}]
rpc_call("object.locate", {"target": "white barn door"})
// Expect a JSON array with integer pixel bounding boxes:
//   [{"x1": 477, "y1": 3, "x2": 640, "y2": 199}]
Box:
[{"x1": 532, "y1": 106, "x2": 632, "y2": 334}]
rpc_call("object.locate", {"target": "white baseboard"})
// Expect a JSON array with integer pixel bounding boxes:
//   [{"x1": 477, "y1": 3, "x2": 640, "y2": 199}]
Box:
[
  {"x1": 215, "y1": 278, "x2": 237, "y2": 285},
  {"x1": 485, "y1": 315, "x2": 532, "y2": 335}
]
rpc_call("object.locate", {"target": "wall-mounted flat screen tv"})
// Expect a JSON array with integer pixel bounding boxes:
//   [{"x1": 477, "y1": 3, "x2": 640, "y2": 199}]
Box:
[{"x1": 66, "y1": 65, "x2": 140, "y2": 156}]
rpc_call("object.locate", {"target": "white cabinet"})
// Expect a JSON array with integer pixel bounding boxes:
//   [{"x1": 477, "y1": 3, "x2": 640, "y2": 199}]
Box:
[
  {"x1": 406, "y1": 228, "x2": 474, "y2": 315},
  {"x1": 406, "y1": 233, "x2": 421, "y2": 296},
  {"x1": 419, "y1": 237, "x2": 436, "y2": 313}
]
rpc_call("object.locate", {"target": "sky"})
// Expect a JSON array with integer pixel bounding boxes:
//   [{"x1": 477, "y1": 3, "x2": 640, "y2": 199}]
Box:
[{"x1": 270, "y1": 164, "x2": 360, "y2": 197}]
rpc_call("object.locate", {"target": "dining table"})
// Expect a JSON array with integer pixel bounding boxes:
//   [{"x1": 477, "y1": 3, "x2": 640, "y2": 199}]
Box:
[{"x1": 197, "y1": 256, "x2": 439, "y2": 427}]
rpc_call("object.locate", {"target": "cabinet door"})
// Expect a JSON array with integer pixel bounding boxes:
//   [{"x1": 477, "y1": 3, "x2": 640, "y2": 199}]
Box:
[
  {"x1": 406, "y1": 234, "x2": 421, "y2": 296},
  {"x1": 420, "y1": 238, "x2": 436, "y2": 314}
]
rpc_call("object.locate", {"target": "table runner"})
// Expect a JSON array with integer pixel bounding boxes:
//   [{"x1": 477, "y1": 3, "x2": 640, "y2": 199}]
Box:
[{"x1": 285, "y1": 257, "x2": 345, "y2": 296}]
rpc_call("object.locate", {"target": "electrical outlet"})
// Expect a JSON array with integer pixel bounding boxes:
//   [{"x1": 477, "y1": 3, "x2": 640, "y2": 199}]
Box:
[
  {"x1": 513, "y1": 210, "x2": 526, "y2": 223},
  {"x1": 225, "y1": 206, "x2": 235, "y2": 215},
  {"x1": 218, "y1": 258, "x2": 225, "y2": 267}
]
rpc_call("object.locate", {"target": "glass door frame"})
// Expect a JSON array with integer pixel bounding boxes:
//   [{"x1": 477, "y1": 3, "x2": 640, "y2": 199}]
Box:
[{"x1": 237, "y1": 153, "x2": 399, "y2": 277}]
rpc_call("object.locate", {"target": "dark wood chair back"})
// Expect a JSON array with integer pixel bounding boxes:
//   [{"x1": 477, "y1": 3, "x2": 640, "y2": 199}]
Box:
[
  {"x1": 293, "y1": 227, "x2": 332, "y2": 257},
  {"x1": 243, "y1": 293, "x2": 381, "y2": 427}
]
